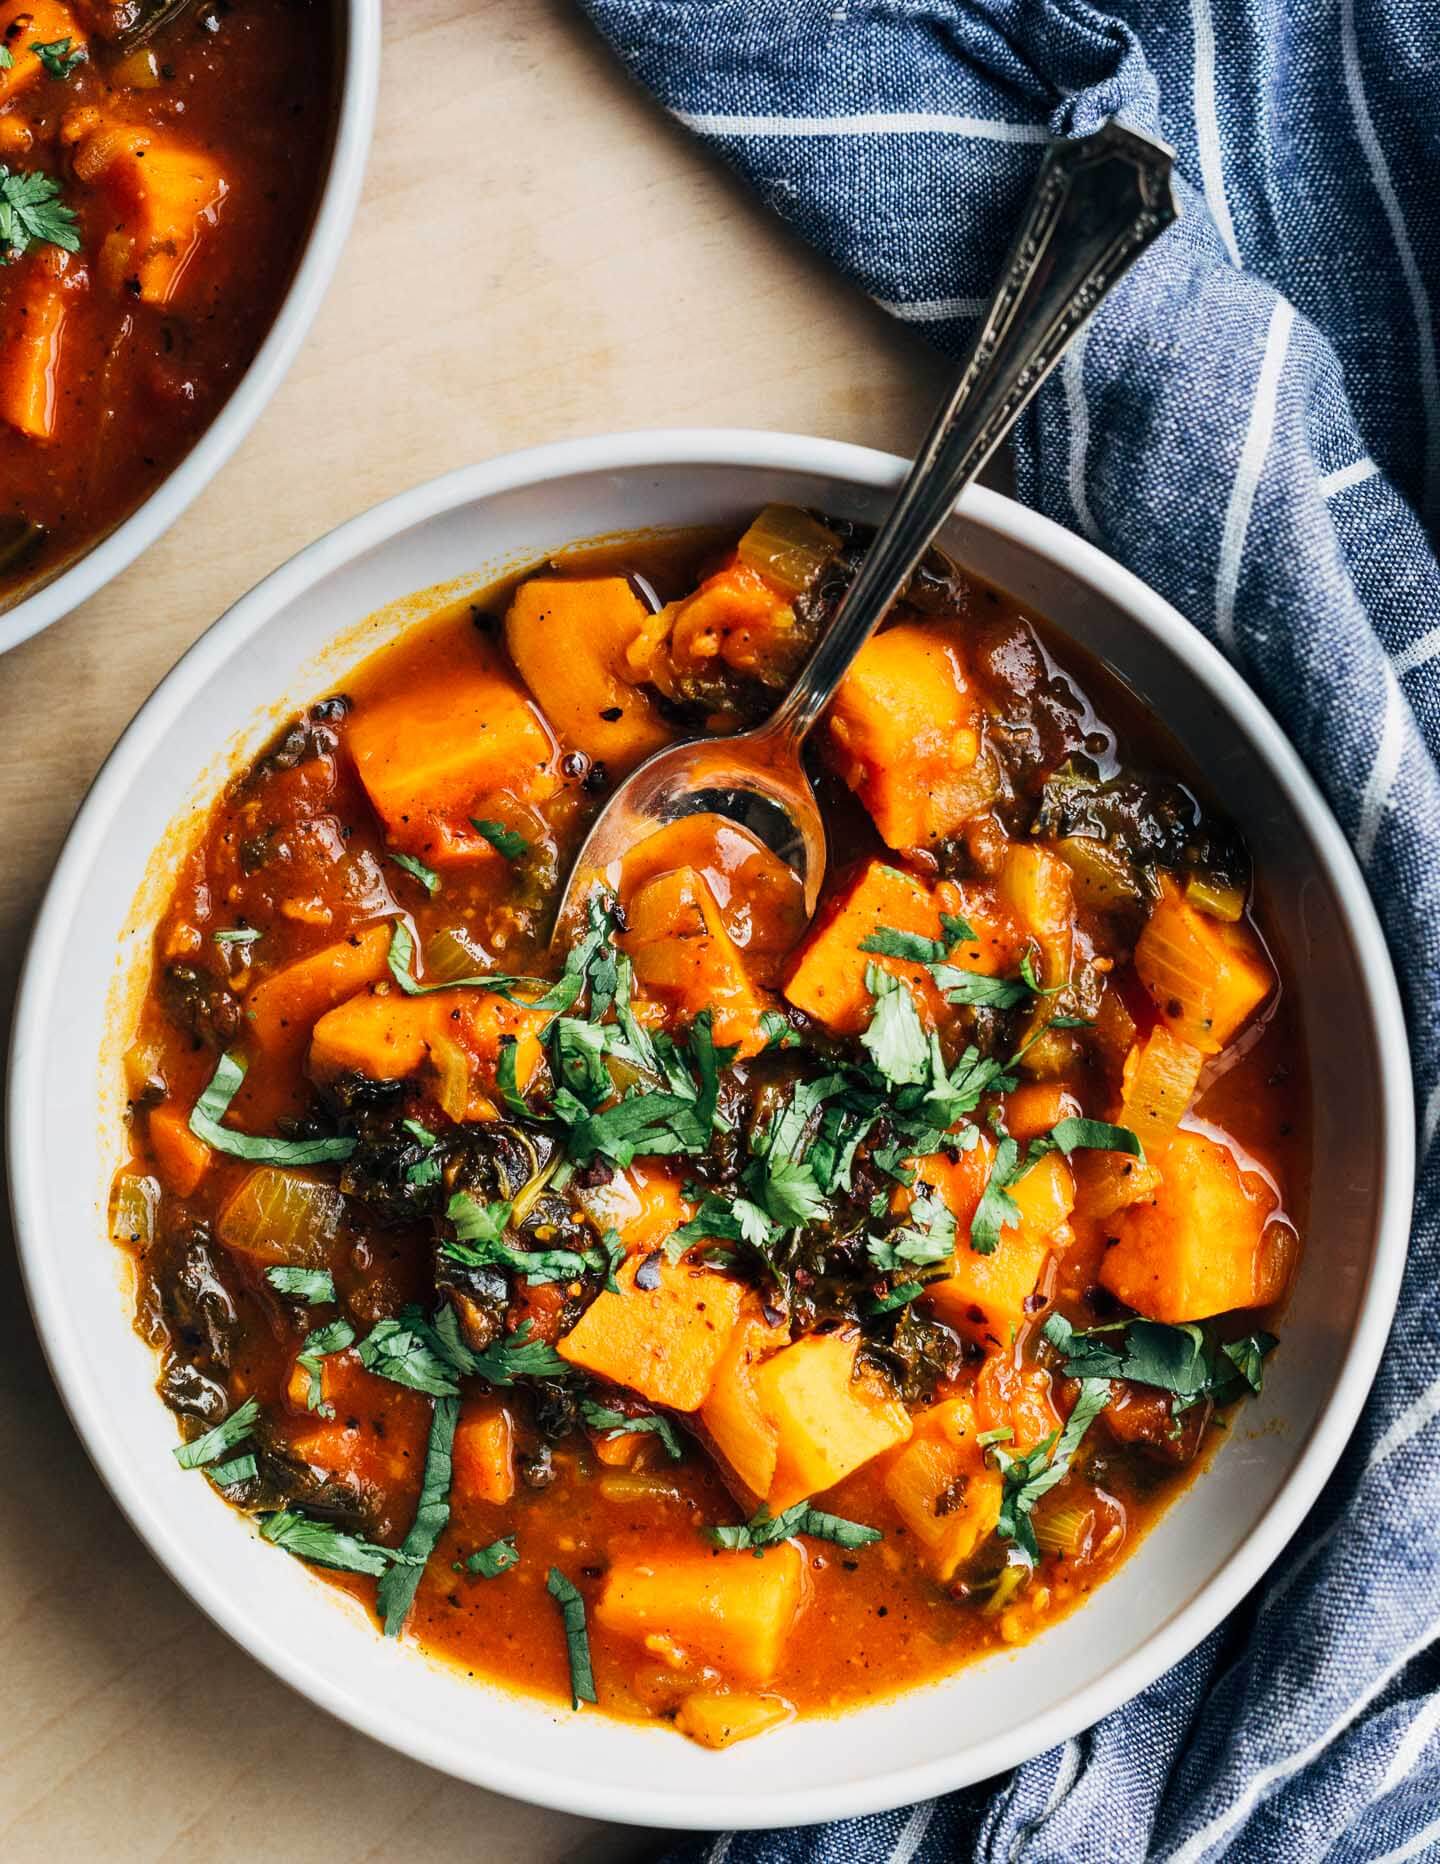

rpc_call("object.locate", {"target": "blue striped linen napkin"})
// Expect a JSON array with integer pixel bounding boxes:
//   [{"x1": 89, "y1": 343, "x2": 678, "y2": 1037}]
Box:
[{"x1": 576, "y1": 3, "x2": 1440, "y2": 1858}]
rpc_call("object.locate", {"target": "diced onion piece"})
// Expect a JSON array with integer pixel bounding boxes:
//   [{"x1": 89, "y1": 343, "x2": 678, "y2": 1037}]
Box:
[
  {"x1": 423, "y1": 925, "x2": 490, "y2": 983},
  {"x1": 1034, "y1": 1502, "x2": 1094, "y2": 1558},
  {"x1": 1184, "y1": 873, "x2": 1246, "y2": 923},
  {"x1": 113, "y1": 47, "x2": 163, "y2": 88},
  {"x1": 597, "y1": 1473, "x2": 688, "y2": 1505},
  {"x1": 430, "y1": 1033, "x2": 471, "y2": 1122},
  {"x1": 123, "y1": 1039, "x2": 167, "y2": 1101},
  {"x1": 1055, "y1": 836, "x2": 1145, "y2": 913},
  {"x1": 736, "y1": 504, "x2": 838, "y2": 596},
  {"x1": 216, "y1": 1167, "x2": 343, "y2": 1266},
  {"x1": 110, "y1": 1171, "x2": 160, "y2": 1248},
  {"x1": 1120, "y1": 1026, "x2": 1205, "y2": 1154}
]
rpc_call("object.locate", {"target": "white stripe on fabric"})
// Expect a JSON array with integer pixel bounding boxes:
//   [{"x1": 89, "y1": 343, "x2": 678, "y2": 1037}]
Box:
[
  {"x1": 1214, "y1": 298, "x2": 1296, "y2": 652},
  {"x1": 1319, "y1": 456, "x2": 1379, "y2": 497},
  {"x1": 1356, "y1": 662, "x2": 1406, "y2": 868},
  {"x1": 1190, "y1": 0, "x2": 1243, "y2": 264},
  {"x1": 1160, "y1": 1609, "x2": 1440, "y2": 1864},
  {"x1": 1378, "y1": 1689, "x2": 1440, "y2": 1796},
  {"x1": 671, "y1": 108, "x2": 1050, "y2": 143},
  {"x1": 1063, "y1": 330, "x2": 1100, "y2": 542},
  {"x1": 1340, "y1": 0, "x2": 1440, "y2": 520},
  {"x1": 706, "y1": 1833, "x2": 735, "y2": 1864},
  {"x1": 1371, "y1": 1813, "x2": 1440, "y2": 1864},
  {"x1": 1395, "y1": 626, "x2": 1440, "y2": 679},
  {"x1": 889, "y1": 1800, "x2": 936, "y2": 1864},
  {"x1": 1421, "y1": 1078, "x2": 1440, "y2": 1160},
  {"x1": 875, "y1": 294, "x2": 988, "y2": 322}
]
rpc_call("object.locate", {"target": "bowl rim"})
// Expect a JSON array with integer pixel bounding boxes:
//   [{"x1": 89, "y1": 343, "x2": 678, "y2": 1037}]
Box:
[
  {"x1": 0, "y1": 0, "x2": 384, "y2": 660},
  {"x1": 8, "y1": 428, "x2": 1415, "y2": 1829}
]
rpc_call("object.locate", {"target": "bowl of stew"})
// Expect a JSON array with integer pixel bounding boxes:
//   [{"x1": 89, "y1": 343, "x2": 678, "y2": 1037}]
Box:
[
  {"x1": 9, "y1": 430, "x2": 1413, "y2": 1827},
  {"x1": 0, "y1": 0, "x2": 380, "y2": 655}
]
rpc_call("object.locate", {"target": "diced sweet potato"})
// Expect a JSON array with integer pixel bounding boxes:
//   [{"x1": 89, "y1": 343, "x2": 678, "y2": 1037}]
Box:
[
  {"x1": 661, "y1": 558, "x2": 802, "y2": 689},
  {"x1": 623, "y1": 865, "x2": 769, "y2": 1058},
  {"x1": 1100, "y1": 1127, "x2": 1294, "y2": 1322},
  {"x1": 673, "y1": 1689, "x2": 793, "y2": 1749},
  {"x1": 245, "y1": 923, "x2": 391, "y2": 1059},
  {"x1": 825, "y1": 622, "x2": 996, "y2": 848},
  {"x1": 700, "y1": 1310, "x2": 785, "y2": 1499},
  {"x1": 975, "y1": 1348, "x2": 1060, "y2": 1454},
  {"x1": 0, "y1": 258, "x2": 72, "y2": 441},
  {"x1": 147, "y1": 1103, "x2": 211, "y2": 1198},
  {"x1": 882, "y1": 1398, "x2": 1003, "y2": 1580},
  {"x1": 783, "y1": 860, "x2": 942, "y2": 1035},
  {"x1": 996, "y1": 844, "x2": 1074, "y2": 987},
  {"x1": 345, "y1": 638, "x2": 558, "y2": 863},
  {"x1": 1002, "y1": 1082, "x2": 1081, "y2": 1143},
  {"x1": 83, "y1": 124, "x2": 228, "y2": 306},
  {"x1": 0, "y1": 4, "x2": 85, "y2": 108},
  {"x1": 285, "y1": 1353, "x2": 429, "y2": 1490},
  {"x1": 307, "y1": 985, "x2": 547, "y2": 1114},
  {"x1": 505, "y1": 576, "x2": 674, "y2": 773},
  {"x1": 1134, "y1": 878, "x2": 1274, "y2": 1055},
  {"x1": 595, "y1": 1542, "x2": 808, "y2": 1685},
  {"x1": 925, "y1": 1147, "x2": 1071, "y2": 1343},
  {"x1": 753, "y1": 1332, "x2": 912, "y2": 1511},
  {"x1": 452, "y1": 1398, "x2": 515, "y2": 1505},
  {"x1": 556, "y1": 1257, "x2": 743, "y2": 1411},
  {"x1": 619, "y1": 814, "x2": 806, "y2": 966},
  {"x1": 573, "y1": 1163, "x2": 695, "y2": 1256}
]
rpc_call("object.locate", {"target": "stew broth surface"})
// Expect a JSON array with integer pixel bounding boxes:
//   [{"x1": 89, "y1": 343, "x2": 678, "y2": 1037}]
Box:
[{"x1": 113, "y1": 516, "x2": 1307, "y2": 1741}]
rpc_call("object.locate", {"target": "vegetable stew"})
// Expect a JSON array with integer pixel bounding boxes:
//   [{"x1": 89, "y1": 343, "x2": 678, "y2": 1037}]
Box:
[
  {"x1": 0, "y1": 0, "x2": 335, "y2": 604},
  {"x1": 111, "y1": 509, "x2": 1306, "y2": 1746}
]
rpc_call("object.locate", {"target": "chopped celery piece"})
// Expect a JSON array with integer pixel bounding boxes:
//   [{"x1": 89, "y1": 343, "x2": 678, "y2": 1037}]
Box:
[
  {"x1": 736, "y1": 504, "x2": 837, "y2": 596},
  {"x1": 110, "y1": 1171, "x2": 160, "y2": 1248}
]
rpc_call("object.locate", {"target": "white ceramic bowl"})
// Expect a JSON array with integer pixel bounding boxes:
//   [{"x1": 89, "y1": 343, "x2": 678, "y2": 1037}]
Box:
[
  {"x1": 8, "y1": 431, "x2": 1414, "y2": 1830},
  {"x1": 0, "y1": 0, "x2": 382, "y2": 658}
]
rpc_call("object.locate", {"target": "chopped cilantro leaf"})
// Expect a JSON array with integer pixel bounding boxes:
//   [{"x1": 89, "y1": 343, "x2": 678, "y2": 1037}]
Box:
[
  {"x1": 706, "y1": 1500, "x2": 882, "y2": 1555},
  {"x1": 471, "y1": 817, "x2": 528, "y2": 861},
  {"x1": 385, "y1": 921, "x2": 579, "y2": 1013},
  {"x1": 990, "y1": 1376, "x2": 1111, "y2": 1561},
  {"x1": 860, "y1": 965, "x2": 930, "y2": 1086},
  {"x1": 970, "y1": 1134, "x2": 1025, "y2": 1255},
  {"x1": 581, "y1": 1400, "x2": 684, "y2": 1460},
  {"x1": 469, "y1": 1320, "x2": 573, "y2": 1386},
  {"x1": 547, "y1": 1567, "x2": 598, "y2": 1707},
  {"x1": 264, "y1": 1266, "x2": 336, "y2": 1306},
  {"x1": 30, "y1": 36, "x2": 85, "y2": 78},
  {"x1": 378, "y1": 1393, "x2": 459, "y2": 1634},
  {"x1": 356, "y1": 1316, "x2": 459, "y2": 1397},
  {"x1": 464, "y1": 1535, "x2": 520, "y2": 1579},
  {"x1": 207, "y1": 1452, "x2": 258, "y2": 1489},
  {"x1": 0, "y1": 164, "x2": 80, "y2": 261},
  {"x1": 296, "y1": 1318, "x2": 356, "y2": 1413},
  {"x1": 189, "y1": 1050, "x2": 356, "y2": 1164},
  {"x1": 173, "y1": 1396, "x2": 260, "y2": 1470},
  {"x1": 387, "y1": 850, "x2": 440, "y2": 895},
  {"x1": 261, "y1": 1511, "x2": 406, "y2": 1577}
]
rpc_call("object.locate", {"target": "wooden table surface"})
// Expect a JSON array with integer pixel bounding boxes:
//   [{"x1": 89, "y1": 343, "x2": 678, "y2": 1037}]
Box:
[{"x1": 0, "y1": 4, "x2": 945, "y2": 1858}]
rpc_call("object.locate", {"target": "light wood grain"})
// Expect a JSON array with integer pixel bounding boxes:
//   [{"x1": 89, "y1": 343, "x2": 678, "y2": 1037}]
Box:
[{"x1": 0, "y1": 2, "x2": 943, "y2": 1856}]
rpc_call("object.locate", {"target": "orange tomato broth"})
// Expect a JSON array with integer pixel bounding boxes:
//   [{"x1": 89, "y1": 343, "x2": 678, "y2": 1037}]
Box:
[{"x1": 112, "y1": 519, "x2": 1308, "y2": 1739}]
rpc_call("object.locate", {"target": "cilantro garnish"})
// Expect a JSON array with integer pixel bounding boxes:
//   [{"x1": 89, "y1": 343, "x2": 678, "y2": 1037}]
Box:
[
  {"x1": 546, "y1": 1567, "x2": 598, "y2": 1707},
  {"x1": 468, "y1": 1319, "x2": 573, "y2": 1386},
  {"x1": 387, "y1": 850, "x2": 440, "y2": 895},
  {"x1": 471, "y1": 817, "x2": 528, "y2": 861},
  {"x1": 706, "y1": 1500, "x2": 882, "y2": 1555},
  {"x1": 990, "y1": 1377, "x2": 1112, "y2": 1561},
  {"x1": 30, "y1": 36, "x2": 86, "y2": 78},
  {"x1": 265, "y1": 1266, "x2": 336, "y2": 1305},
  {"x1": 356, "y1": 1315, "x2": 460, "y2": 1397},
  {"x1": 867, "y1": 1183, "x2": 957, "y2": 1271},
  {"x1": 0, "y1": 165, "x2": 80, "y2": 262},
  {"x1": 859, "y1": 965, "x2": 930, "y2": 1085},
  {"x1": 378, "y1": 1393, "x2": 459, "y2": 1635},
  {"x1": 213, "y1": 927, "x2": 262, "y2": 949},
  {"x1": 444, "y1": 1189, "x2": 602, "y2": 1284},
  {"x1": 581, "y1": 1399, "x2": 684, "y2": 1461},
  {"x1": 207, "y1": 1452, "x2": 258, "y2": 1489},
  {"x1": 173, "y1": 1396, "x2": 260, "y2": 1470},
  {"x1": 1042, "y1": 1313, "x2": 1276, "y2": 1410},
  {"x1": 970, "y1": 1134, "x2": 1026, "y2": 1256},
  {"x1": 463, "y1": 1535, "x2": 519, "y2": 1579},
  {"x1": 296, "y1": 1318, "x2": 356, "y2": 1414},
  {"x1": 385, "y1": 921, "x2": 580, "y2": 1014},
  {"x1": 189, "y1": 1050, "x2": 356, "y2": 1164},
  {"x1": 261, "y1": 1511, "x2": 410, "y2": 1578}
]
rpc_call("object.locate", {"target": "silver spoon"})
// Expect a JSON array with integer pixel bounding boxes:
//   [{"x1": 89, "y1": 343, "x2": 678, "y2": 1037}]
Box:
[{"x1": 553, "y1": 119, "x2": 1177, "y2": 944}]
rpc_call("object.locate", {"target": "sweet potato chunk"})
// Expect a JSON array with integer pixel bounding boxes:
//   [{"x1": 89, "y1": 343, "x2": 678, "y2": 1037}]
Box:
[
  {"x1": 661, "y1": 558, "x2": 801, "y2": 689},
  {"x1": 619, "y1": 814, "x2": 806, "y2": 965},
  {"x1": 82, "y1": 124, "x2": 229, "y2": 306},
  {"x1": 700, "y1": 1310, "x2": 785, "y2": 1500},
  {"x1": 596, "y1": 1542, "x2": 808, "y2": 1685},
  {"x1": 147, "y1": 1103, "x2": 211, "y2": 1198},
  {"x1": 245, "y1": 923, "x2": 392, "y2": 1060},
  {"x1": 573, "y1": 1163, "x2": 695, "y2": 1256},
  {"x1": 0, "y1": 4, "x2": 85, "y2": 108},
  {"x1": 307, "y1": 985, "x2": 547, "y2": 1116},
  {"x1": 975, "y1": 1348, "x2": 1061, "y2": 1454},
  {"x1": 882, "y1": 1398, "x2": 1003, "y2": 1580},
  {"x1": 346, "y1": 639, "x2": 558, "y2": 864},
  {"x1": 0, "y1": 259, "x2": 72, "y2": 441},
  {"x1": 1100, "y1": 1127, "x2": 1294, "y2": 1322},
  {"x1": 673, "y1": 1689, "x2": 793, "y2": 1748},
  {"x1": 506, "y1": 576, "x2": 674, "y2": 773},
  {"x1": 924, "y1": 1147, "x2": 1072, "y2": 1343},
  {"x1": 753, "y1": 1332, "x2": 912, "y2": 1511},
  {"x1": 556, "y1": 1257, "x2": 743, "y2": 1411},
  {"x1": 826, "y1": 622, "x2": 996, "y2": 848},
  {"x1": 783, "y1": 860, "x2": 941, "y2": 1034},
  {"x1": 996, "y1": 844, "x2": 1073, "y2": 987},
  {"x1": 623, "y1": 865, "x2": 769, "y2": 1058},
  {"x1": 452, "y1": 1398, "x2": 515, "y2": 1505},
  {"x1": 1134, "y1": 878, "x2": 1274, "y2": 1054}
]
